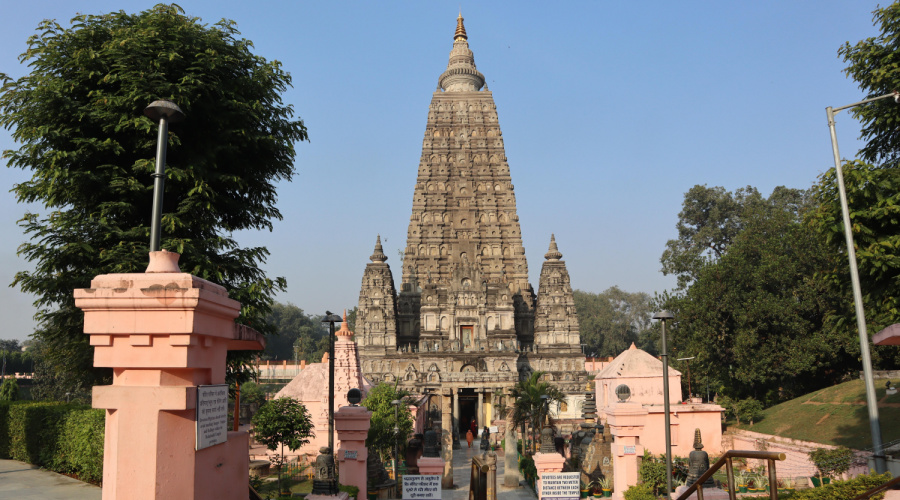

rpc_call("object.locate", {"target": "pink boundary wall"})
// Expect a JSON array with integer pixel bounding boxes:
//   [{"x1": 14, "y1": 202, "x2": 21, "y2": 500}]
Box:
[
  {"x1": 725, "y1": 429, "x2": 871, "y2": 485},
  {"x1": 75, "y1": 251, "x2": 263, "y2": 500}
]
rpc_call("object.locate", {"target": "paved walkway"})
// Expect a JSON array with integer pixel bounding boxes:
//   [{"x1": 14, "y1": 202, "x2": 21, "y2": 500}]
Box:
[
  {"x1": 0, "y1": 459, "x2": 101, "y2": 500},
  {"x1": 445, "y1": 439, "x2": 536, "y2": 500}
]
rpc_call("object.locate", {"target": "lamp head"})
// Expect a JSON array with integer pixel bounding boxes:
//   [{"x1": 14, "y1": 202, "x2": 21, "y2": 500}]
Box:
[{"x1": 652, "y1": 310, "x2": 675, "y2": 321}]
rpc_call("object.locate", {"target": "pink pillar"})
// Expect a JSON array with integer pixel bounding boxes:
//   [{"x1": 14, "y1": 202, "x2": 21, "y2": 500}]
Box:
[
  {"x1": 605, "y1": 402, "x2": 648, "y2": 500},
  {"x1": 417, "y1": 457, "x2": 445, "y2": 476},
  {"x1": 335, "y1": 405, "x2": 372, "y2": 500},
  {"x1": 75, "y1": 251, "x2": 264, "y2": 500},
  {"x1": 534, "y1": 452, "x2": 567, "y2": 494}
]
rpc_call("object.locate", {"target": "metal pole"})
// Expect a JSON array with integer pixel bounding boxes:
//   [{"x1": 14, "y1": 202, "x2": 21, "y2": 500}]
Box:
[
  {"x1": 149, "y1": 116, "x2": 169, "y2": 252},
  {"x1": 826, "y1": 98, "x2": 891, "y2": 473},
  {"x1": 661, "y1": 319, "x2": 673, "y2": 497},
  {"x1": 328, "y1": 319, "x2": 335, "y2": 456},
  {"x1": 394, "y1": 401, "x2": 400, "y2": 480}
]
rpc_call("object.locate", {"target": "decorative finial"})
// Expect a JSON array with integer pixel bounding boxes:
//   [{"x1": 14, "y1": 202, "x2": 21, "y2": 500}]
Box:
[
  {"x1": 455, "y1": 12, "x2": 467, "y2": 41},
  {"x1": 337, "y1": 309, "x2": 352, "y2": 337},
  {"x1": 370, "y1": 234, "x2": 388, "y2": 262},
  {"x1": 693, "y1": 428, "x2": 704, "y2": 449},
  {"x1": 544, "y1": 234, "x2": 562, "y2": 261}
]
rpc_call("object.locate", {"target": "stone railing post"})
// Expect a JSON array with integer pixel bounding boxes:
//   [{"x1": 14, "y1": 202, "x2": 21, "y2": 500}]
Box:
[
  {"x1": 335, "y1": 405, "x2": 371, "y2": 500},
  {"x1": 75, "y1": 251, "x2": 264, "y2": 500},
  {"x1": 605, "y1": 401, "x2": 648, "y2": 500}
]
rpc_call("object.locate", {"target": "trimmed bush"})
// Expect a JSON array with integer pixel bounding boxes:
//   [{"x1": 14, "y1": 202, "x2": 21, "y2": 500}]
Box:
[
  {"x1": 786, "y1": 472, "x2": 890, "y2": 499},
  {"x1": 1, "y1": 401, "x2": 104, "y2": 484},
  {"x1": 55, "y1": 408, "x2": 105, "y2": 483}
]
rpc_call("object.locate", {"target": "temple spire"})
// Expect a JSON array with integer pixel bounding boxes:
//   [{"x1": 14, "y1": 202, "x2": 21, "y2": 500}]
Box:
[
  {"x1": 544, "y1": 234, "x2": 563, "y2": 261},
  {"x1": 439, "y1": 13, "x2": 485, "y2": 92},
  {"x1": 370, "y1": 235, "x2": 387, "y2": 263},
  {"x1": 454, "y1": 12, "x2": 467, "y2": 41}
]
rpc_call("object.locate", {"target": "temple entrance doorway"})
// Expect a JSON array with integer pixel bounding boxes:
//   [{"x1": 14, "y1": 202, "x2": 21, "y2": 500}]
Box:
[{"x1": 459, "y1": 391, "x2": 477, "y2": 437}]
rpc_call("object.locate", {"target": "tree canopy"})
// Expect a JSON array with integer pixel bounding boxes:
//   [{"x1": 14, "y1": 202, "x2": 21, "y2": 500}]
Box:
[
  {"x1": 0, "y1": 4, "x2": 308, "y2": 396},
  {"x1": 361, "y1": 382, "x2": 414, "y2": 463},
  {"x1": 574, "y1": 287, "x2": 654, "y2": 358},
  {"x1": 657, "y1": 186, "x2": 861, "y2": 404}
]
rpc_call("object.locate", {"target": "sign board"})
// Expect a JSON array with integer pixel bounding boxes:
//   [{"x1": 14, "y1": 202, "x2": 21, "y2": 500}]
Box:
[
  {"x1": 344, "y1": 450, "x2": 358, "y2": 460},
  {"x1": 489, "y1": 426, "x2": 499, "y2": 434},
  {"x1": 539, "y1": 472, "x2": 580, "y2": 500},
  {"x1": 624, "y1": 445, "x2": 636, "y2": 455},
  {"x1": 196, "y1": 384, "x2": 229, "y2": 450},
  {"x1": 402, "y1": 474, "x2": 441, "y2": 500}
]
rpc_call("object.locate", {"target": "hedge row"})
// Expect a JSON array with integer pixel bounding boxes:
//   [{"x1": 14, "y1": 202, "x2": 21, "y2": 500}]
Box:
[{"x1": 0, "y1": 401, "x2": 104, "y2": 484}]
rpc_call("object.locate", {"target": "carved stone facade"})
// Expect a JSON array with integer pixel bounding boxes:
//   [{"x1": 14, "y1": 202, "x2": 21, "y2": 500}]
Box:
[{"x1": 357, "y1": 15, "x2": 587, "y2": 440}]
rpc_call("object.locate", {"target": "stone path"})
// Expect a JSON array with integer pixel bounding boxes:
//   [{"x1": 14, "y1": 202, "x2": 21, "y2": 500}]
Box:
[
  {"x1": 0, "y1": 459, "x2": 101, "y2": 500},
  {"x1": 444, "y1": 439, "x2": 536, "y2": 500}
]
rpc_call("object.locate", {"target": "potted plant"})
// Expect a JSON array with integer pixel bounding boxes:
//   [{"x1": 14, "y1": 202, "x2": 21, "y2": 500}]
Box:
[
  {"x1": 588, "y1": 478, "x2": 604, "y2": 498},
  {"x1": 598, "y1": 477, "x2": 612, "y2": 498},
  {"x1": 580, "y1": 481, "x2": 590, "y2": 498},
  {"x1": 756, "y1": 475, "x2": 768, "y2": 493},
  {"x1": 737, "y1": 471, "x2": 748, "y2": 493}
]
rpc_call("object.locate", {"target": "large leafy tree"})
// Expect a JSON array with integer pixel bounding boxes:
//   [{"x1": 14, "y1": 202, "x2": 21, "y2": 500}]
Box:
[
  {"x1": 804, "y1": 2, "x2": 900, "y2": 367},
  {"x1": 265, "y1": 302, "x2": 329, "y2": 363},
  {"x1": 0, "y1": 4, "x2": 308, "y2": 397},
  {"x1": 658, "y1": 187, "x2": 857, "y2": 404},
  {"x1": 361, "y1": 382, "x2": 414, "y2": 463},
  {"x1": 574, "y1": 287, "x2": 654, "y2": 358}
]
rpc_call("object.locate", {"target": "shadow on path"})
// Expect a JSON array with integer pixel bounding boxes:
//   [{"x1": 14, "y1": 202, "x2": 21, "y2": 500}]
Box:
[{"x1": 0, "y1": 459, "x2": 100, "y2": 500}]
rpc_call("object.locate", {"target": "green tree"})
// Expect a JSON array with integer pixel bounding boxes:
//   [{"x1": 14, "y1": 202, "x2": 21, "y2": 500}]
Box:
[
  {"x1": 362, "y1": 382, "x2": 414, "y2": 463},
  {"x1": 0, "y1": 4, "x2": 308, "y2": 396},
  {"x1": 660, "y1": 185, "x2": 767, "y2": 290},
  {"x1": 574, "y1": 287, "x2": 653, "y2": 358},
  {"x1": 805, "y1": 2, "x2": 900, "y2": 369},
  {"x1": 506, "y1": 371, "x2": 566, "y2": 454},
  {"x1": 251, "y1": 397, "x2": 314, "y2": 493},
  {"x1": 265, "y1": 302, "x2": 329, "y2": 362},
  {"x1": 658, "y1": 186, "x2": 856, "y2": 404}
]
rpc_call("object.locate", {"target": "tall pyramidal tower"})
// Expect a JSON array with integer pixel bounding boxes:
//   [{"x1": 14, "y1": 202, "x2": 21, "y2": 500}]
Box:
[{"x1": 357, "y1": 15, "x2": 587, "y2": 440}]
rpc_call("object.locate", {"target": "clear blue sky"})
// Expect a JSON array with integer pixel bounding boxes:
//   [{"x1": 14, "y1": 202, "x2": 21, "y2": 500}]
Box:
[{"x1": 0, "y1": 1, "x2": 884, "y2": 342}]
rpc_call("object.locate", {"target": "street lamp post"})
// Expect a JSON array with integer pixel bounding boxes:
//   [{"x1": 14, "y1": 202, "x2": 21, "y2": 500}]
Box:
[
  {"x1": 392, "y1": 399, "x2": 401, "y2": 480},
  {"x1": 143, "y1": 100, "x2": 185, "y2": 252},
  {"x1": 653, "y1": 310, "x2": 675, "y2": 497},
  {"x1": 321, "y1": 311, "x2": 342, "y2": 477},
  {"x1": 826, "y1": 92, "x2": 898, "y2": 474}
]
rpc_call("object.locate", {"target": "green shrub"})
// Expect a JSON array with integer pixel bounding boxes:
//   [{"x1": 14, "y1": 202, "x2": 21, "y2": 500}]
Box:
[
  {"x1": 55, "y1": 408, "x2": 105, "y2": 483},
  {"x1": 786, "y1": 472, "x2": 890, "y2": 499},
  {"x1": 2, "y1": 401, "x2": 104, "y2": 484},
  {"x1": 623, "y1": 483, "x2": 657, "y2": 500},
  {"x1": 808, "y1": 447, "x2": 852, "y2": 479},
  {"x1": 8, "y1": 401, "x2": 69, "y2": 465},
  {"x1": 0, "y1": 378, "x2": 20, "y2": 401},
  {"x1": 339, "y1": 483, "x2": 360, "y2": 498},
  {"x1": 638, "y1": 451, "x2": 667, "y2": 495}
]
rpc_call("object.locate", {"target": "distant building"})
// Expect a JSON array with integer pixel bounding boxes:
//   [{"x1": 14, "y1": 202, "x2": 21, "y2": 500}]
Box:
[{"x1": 355, "y1": 14, "x2": 588, "y2": 445}]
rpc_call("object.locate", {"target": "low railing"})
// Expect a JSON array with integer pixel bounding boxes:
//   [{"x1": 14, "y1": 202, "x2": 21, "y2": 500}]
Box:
[
  {"x1": 851, "y1": 474, "x2": 900, "y2": 500},
  {"x1": 674, "y1": 450, "x2": 785, "y2": 500}
]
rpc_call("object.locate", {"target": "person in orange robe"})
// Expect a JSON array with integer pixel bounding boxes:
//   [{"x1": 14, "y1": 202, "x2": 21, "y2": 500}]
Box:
[{"x1": 466, "y1": 429, "x2": 474, "y2": 448}]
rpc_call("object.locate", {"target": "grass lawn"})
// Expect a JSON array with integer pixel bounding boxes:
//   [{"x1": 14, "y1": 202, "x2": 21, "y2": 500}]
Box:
[
  {"x1": 254, "y1": 476, "x2": 313, "y2": 498},
  {"x1": 731, "y1": 379, "x2": 900, "y2": 449}
]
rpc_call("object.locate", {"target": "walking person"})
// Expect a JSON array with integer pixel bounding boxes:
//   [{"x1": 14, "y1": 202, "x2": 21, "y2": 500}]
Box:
[
  {"x1": 466, "y1": 429, "x2": 474, "y2": 448},
  {"x1": 480, "y1": 426, "x2": 490, "y2": 451}
]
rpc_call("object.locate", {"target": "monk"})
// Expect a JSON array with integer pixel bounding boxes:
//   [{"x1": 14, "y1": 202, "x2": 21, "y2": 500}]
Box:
[{"x1": 466, "y1": 429, "x2": 474, "y2": 448}]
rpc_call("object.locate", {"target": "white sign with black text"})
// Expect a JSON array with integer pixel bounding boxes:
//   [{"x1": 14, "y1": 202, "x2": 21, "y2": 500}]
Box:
[
  {"x1": 539, "y1": 472, "x2": 580, "y2": 500},
  {"x1": 402, "y1": 474, "x2": 441, "y2": 500},
  {"x1": 196, "y1": 384, "x2": 229, "y2": 450}
]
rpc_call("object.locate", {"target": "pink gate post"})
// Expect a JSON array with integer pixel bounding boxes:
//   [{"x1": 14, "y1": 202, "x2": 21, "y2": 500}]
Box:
[
  {"x1": 75, "y1": 251, "x2": 265, "y2": 500},
  {"x1": 335, "y1": 404, "x2": 372, "y2": 500},
  {"x1": 605, "y1": 402, "x2": 648, "y2": 500}
]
